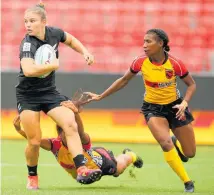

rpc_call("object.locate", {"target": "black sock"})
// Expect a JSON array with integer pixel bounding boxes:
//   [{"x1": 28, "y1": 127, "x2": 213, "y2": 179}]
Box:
[
  {"x1": 27, "y1": 165, "x2": 38, "y2": 176},
  {"x1": 73, "y1": 154, "x2": 86, "y2": 169}
]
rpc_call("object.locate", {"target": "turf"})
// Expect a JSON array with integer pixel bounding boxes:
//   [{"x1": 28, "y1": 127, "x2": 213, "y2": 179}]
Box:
[{"x1": 1, "y1": 140, "x2": 214, "y2": 195}]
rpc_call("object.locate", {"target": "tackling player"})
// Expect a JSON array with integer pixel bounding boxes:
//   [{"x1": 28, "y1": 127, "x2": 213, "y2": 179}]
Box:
[{"x1": 13, "y1": 115, "x2": 143, "y2": 183}]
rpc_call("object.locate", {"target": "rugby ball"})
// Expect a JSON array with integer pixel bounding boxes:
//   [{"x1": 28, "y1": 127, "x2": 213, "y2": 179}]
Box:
[{"x1": 34, "y1": 44, "x2": 56, "y2": 78}]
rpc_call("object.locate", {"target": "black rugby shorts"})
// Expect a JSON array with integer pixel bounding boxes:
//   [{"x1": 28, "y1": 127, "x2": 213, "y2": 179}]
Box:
[{"x1": 141, "y1": 98, "x2": 194, "y2": 129}]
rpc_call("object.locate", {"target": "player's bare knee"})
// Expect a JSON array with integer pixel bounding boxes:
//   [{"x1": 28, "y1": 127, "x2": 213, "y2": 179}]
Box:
[
  {"x1": 160, "y1": 138, "x2": 174, "y2": 152},
  {"x1": 28, "y1": 139, "x2": 41, "y2": 147},
  {"x1": 62, "y1": 121, "x2": 78, "y2": 134}
]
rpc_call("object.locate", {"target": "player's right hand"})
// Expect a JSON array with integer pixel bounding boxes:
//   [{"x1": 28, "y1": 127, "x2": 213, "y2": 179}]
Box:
[
  {"x1": 83, "y1": 52, "x2": 94, "y2": 66},
  {"x1": 172, "y1": 100, "x2": 188, "y2": 120},
  {"x1": 82, "y1": 92, "x2": 102, "y2": 104},
  {"x1": 13, "y1": 115, "x2": 21, "y2": 131}
]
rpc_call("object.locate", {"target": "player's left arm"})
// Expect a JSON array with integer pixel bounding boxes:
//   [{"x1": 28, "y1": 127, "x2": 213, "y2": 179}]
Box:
[
  {"x1": 40, "y1": 139, "x2": 52, "y2": 151},
  {"x1": 13, "y1": 115, "x2": 51, "y2": 151},
  {"x1": 173, "y1": 74, "x2": 196, "y2": 120},
  {"x1": 176, "y1": 60, "x2": 197, "y2": 104},
  {"x1": 181, "y1": 74, "x2": 196, "y2": 103},
  {"x1": 13, "y1": 115, "x2": 27, "y2": 139},
  {"x1": 63, "y1": 32, "x2": 94, "y2": 65},
  {"x1": 172, "y1": 59, "x2": 196, "y2": 119}
]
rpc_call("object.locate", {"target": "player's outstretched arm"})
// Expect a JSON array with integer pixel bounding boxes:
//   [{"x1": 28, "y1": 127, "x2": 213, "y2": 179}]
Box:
[
  {"x1": 63, "y1": 32, "x2": 94, "y2": 66},
  {"x1": 39, "y1": 139, "x2": 52, "y2": 151},
  {"x1": 84, "y1": 69, "x2": 136, "y2": 104},
  {"x1": 13, "y1": 115, "x2": 27, "y2": 139},
  {"x1": 13, "y1": 115, "x2": 51, "y2": 151}
]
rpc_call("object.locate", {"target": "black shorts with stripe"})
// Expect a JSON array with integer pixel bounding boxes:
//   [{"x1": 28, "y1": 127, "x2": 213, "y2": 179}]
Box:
[
  {"x1": 141, "y1": 98, "x2": 194, "y2": 129},
  {"x1": 93, "y1": 147, "x2": 117, "y2": 176},
  {"x1": 16, "y1": 90, "x2": 69, "y2": 114}
]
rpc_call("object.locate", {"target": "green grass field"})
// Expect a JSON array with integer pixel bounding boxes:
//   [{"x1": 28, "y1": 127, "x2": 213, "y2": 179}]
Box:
[{"x1": 1, "y1": 140, "x2": 214, "y2": 195}]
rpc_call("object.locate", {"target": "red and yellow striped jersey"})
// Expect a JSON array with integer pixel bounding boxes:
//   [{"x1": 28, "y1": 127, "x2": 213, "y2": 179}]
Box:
[
  {"x1": 50, "y1": 138, "x2": 101, "y2": 179},
  {"x1": 130, "y1": 54, "x2": 188, "y2": 104}
]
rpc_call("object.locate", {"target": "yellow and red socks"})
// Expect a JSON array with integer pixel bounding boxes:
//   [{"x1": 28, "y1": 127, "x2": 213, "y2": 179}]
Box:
[
  {"x1": 164, "y1": 148, "x2": 190, "y2": 183},
  {"x1": 126, "y1": 151, "x2": 137, "y2": 163}
]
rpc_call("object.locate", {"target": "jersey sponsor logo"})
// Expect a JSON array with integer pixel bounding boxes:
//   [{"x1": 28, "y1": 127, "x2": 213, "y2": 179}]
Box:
[
  {"x1": 158, "y1": 81, "x2": 173, "y2": 88},
  {"x1": 165, "y1": 69, "x2": 173, "y2": 79},
  {"x1": 152, "y1": 68, "x2": 163, "y2": 71},
  {"x1": 145, "y1": 80, "x2": 174, "y2": 88},
  {"x1": 23, "y1": 42, "x2": 31, "y2": 52}
]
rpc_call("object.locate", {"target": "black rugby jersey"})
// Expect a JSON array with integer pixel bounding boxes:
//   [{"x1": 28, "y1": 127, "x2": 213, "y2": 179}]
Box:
[{"x1": 16, "y1": 26, "x2": 66, "y2": 94}]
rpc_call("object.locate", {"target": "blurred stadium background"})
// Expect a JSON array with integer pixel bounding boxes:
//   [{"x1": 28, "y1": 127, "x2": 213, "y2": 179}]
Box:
[
  {"x1": 1, "y1": 0, "x2": 214, "y2": 194},
  {"x1": 2, "y1": 0, "x2": 214, "y2": 74}
]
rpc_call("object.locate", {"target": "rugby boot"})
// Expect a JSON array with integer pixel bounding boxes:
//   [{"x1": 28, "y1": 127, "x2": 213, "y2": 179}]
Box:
[
  {"x1": 26, "y1": 175, "x2": 39, "y2": 190},
  {"x1": 123, "y1": 148, "x2": 143, "y2": 168},
  {"x1": 76, "y1": 166, "x2": 102, "y2": 184},
  {"x1": 184, "y1": 181, "x2": 195, "y2": 193}
]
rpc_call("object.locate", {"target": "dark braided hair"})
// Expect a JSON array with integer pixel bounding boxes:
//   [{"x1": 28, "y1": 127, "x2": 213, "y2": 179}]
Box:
[{"x1": 146, "y1": 29, "x2": 170, "y2": 52}]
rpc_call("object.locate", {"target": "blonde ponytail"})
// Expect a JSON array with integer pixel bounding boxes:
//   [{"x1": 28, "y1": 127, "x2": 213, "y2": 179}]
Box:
[{"x1": 25, "y1": 1, "x2": 47, "y2": 20}]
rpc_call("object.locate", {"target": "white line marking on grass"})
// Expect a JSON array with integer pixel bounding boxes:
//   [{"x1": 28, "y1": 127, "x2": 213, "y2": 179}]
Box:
[
  {"x1": 1, "y1": 163, "x2": 58, "y2": 167},
  {"x1": 2, "y1": 175, "x2": 17, "y2": 180},
  {"x1": 1, "y1": 163, "x2": 168, "y2": 168}
]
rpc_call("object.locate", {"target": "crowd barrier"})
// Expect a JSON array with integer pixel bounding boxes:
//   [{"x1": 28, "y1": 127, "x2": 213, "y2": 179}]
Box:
[{"x1": 1, "y1": 110, "x2": 214, "y2": 145}]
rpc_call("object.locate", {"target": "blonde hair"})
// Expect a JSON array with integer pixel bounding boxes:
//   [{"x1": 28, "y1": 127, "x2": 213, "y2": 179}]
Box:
[{"x1": 25, "y1": 2, "x2": 47, "y2": 20}]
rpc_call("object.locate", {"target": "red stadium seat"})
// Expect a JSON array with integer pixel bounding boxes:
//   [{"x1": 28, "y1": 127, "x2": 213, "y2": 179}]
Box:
[{"x1": 1, "y1": 0, "x2": 213, "y2": 73}]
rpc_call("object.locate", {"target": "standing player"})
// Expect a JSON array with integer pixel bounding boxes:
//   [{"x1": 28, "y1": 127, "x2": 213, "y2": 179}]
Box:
[
  {"x1": 16, "y1": 2, "x2": 101, "y2": 189},
  {"x1": 13, "y1": 115, "x2": 143, "y2": 183},
  {"x1": 84, "y1": 29, "x2": 196, "y2": 192}
]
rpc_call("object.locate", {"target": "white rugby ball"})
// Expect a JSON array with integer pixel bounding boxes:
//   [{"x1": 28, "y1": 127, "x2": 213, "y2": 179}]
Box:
[{"x1": 34, "y1": 44, "x2": 56, "y2": 78}]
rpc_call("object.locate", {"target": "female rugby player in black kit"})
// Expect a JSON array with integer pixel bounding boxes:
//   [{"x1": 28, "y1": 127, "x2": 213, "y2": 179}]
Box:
[{"x1": 16, "y1": 2, "x2": 101, "y2": 189}]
